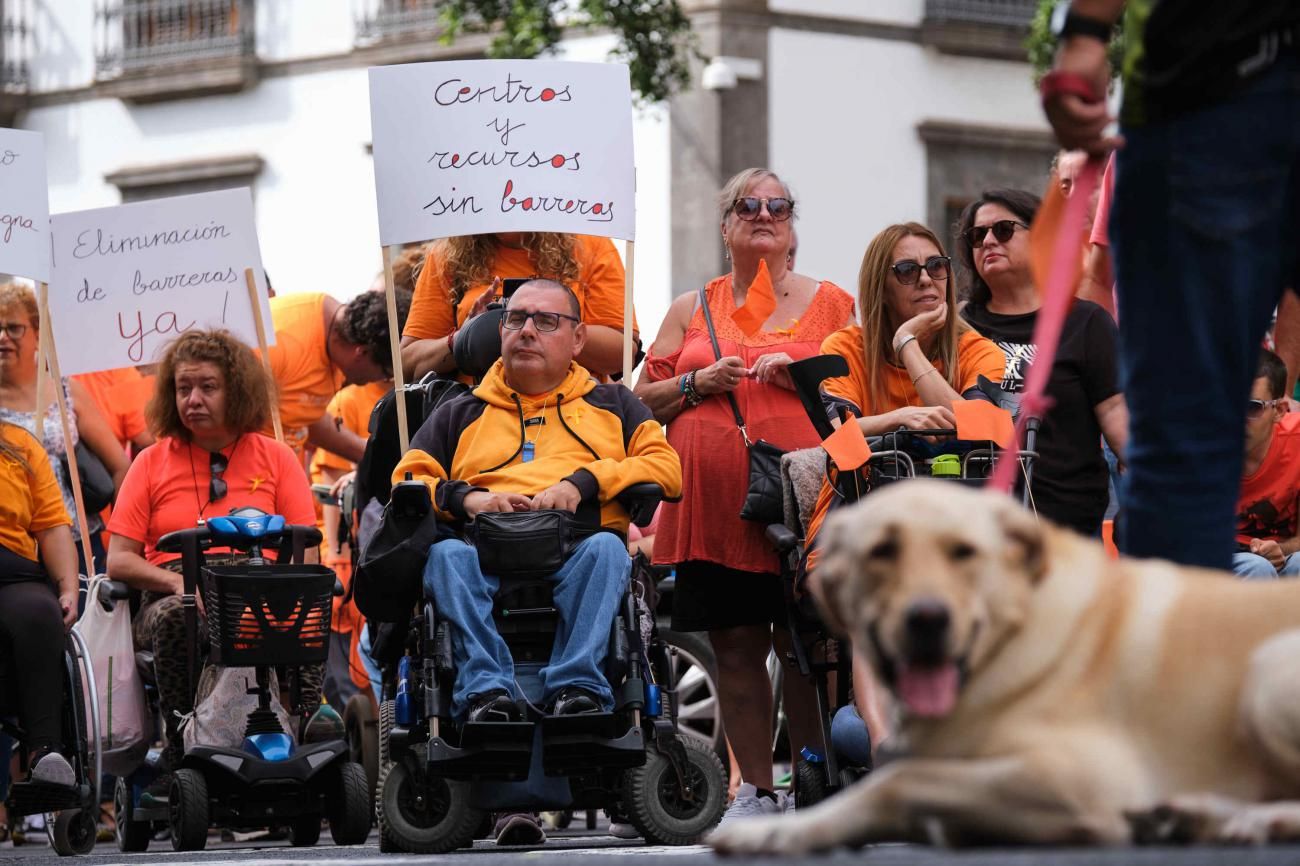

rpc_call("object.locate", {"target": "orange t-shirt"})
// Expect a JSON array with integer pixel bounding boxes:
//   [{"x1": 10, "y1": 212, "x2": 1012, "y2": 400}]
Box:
[
  {"x1": 403, "y1": 235, "x2": 634, "y2": 341},
  {"x1": 74, "y1": 367, "x2": 152, "y2": 450},
  {"x1": 1236, "y1": 414, "x2": 1300, "y2": 546},
  {"x1": 108, "y1": 433, "x2": 316, "y2": 566},
  {"x1": 266, "y1": 292, "x2": 344, "y2": 456},
  {"x1": 803, "y1": 326, "x2": 1007, "y2": 570},
  {"x1": 0, "y1": 423, "x2": 71, "y2": 561},
  {"x1": 309, "y1": 380, "x2": 389, "y2": 480}
]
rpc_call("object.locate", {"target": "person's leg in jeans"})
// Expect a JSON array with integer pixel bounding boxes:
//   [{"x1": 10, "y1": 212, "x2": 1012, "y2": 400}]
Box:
[
  {"x1": 1233, "y1": 551, "x2": 1280, "y2": 579},
  {"x1": 422, "y1": 539, "x2": 514, "y2": 720},
  {"x1": 539, "y1": 533, "x2": 630, "y2": 708},
  {"x1": 1111, "y1": 57, "x2": 1300, "y2": 569},
  {"x1": 1281, "y1": 552, "x2": 1300, "y2": 577}
]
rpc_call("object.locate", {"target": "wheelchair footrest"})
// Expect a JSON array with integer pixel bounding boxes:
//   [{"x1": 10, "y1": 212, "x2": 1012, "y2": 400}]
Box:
[
  {"x1": 428, "y1": 722, "x2": 534, "y2": 781},
  {"x1": 541, "y1": 716, "x2": 645, "y2": 776},
  {"x1": 6, "y1": 780, "x2": 84, "y2": 816}
]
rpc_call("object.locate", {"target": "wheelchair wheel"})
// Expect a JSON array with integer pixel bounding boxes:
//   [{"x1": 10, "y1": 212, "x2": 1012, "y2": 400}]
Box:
[
  {"x1": 329, "y1": 761, "x2": 373, "y2": 845},
  {"x1": 656, "y1": 629, "x2": 726, "y2": 763},
  {"x1": 168, "y1": 769, "x2": 209, "y2": 852},
  {"x1": 344, "y1": 693, "x2": 379, "y2": 807},
  {"x1": 376, "y1": 700, "x2": 398, "y2": 852},
  {"x1": 288, "y1": 815, "x2": 322, "y2": 847},
  {"x1": 794, "y1": 758, "x2": 829, "y2": 809},
  {"x1": 377, "y1": 745, "x2": 483, "y2": 853},
  {"x1": 623, "y1": 736, "x2": 726, "y2": 845},
  {"x1": 114, "y1": 777, "x2": 151, "y2": 852},
  {"x1": 49, "y1": 808, "x2": 97, "y2": 856}
]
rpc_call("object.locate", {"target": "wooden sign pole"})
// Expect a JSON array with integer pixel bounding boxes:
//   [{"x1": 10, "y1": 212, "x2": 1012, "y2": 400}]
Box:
[
  {"x1": 622, "y1": 240, "x2": 636, "y2": 386},
  {"x1": 243, "y1": 268, "x2": 284, "y2": 443},
  {"x1": 34, "y1": 306, "x2": 49, "y2": 442},
  {"x1": 38, "y1": 283, "x2": 97, "y2": 573},
  {"x1": 382, "y1": 244, "x2": 410, "y2": 453}
]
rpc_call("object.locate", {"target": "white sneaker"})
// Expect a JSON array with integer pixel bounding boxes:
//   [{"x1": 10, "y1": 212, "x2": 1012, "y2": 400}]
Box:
[
  {"x1": 718, "y1": 782, "x2": 782, "y2": 827},
  {"x1": 779, "y1": 790, "x2": 795, "y2": 814},
  {"x1": 608, "y1": 821, "x2": 639, "y2": 839}
]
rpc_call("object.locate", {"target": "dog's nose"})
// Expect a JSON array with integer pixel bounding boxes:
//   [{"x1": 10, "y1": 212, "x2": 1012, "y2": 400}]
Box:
[{"x1": 903, "y1": 598, "x2": 950, "y2": 663}]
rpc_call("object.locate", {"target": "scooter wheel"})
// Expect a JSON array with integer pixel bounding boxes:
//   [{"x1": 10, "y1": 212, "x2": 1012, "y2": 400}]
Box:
[
  {"x1": 169, "y1": 769, "x2": 209, "y2": 852},
  {"x1": 329, "y1": 762, "x2": 372, "y2": 845},
  {"x1": 114, "y1": 776, "x2": 151, "y2": 852}
]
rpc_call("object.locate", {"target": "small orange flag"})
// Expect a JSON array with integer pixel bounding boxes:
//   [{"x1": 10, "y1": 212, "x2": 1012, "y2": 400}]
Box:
[
  {"x1": 731, "y1": 259, "x2": 778, "y2": 337},
  {"x1": 1029, "y1": 175, "x2": 1083, "y2": 299},
  {"x1": 953, "y1": 400, "x2": 1015, "y2": 449},
  {"x1": 822, "y1": 415, "x2": 872, "y2": 471}
]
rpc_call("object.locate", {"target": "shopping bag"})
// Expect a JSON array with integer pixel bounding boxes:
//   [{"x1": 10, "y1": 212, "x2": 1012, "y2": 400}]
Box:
[{"x1": 73, "y1": 576, "x2": 148, "y2": 775}]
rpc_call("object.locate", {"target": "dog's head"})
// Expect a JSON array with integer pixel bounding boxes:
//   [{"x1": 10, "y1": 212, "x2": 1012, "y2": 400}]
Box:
[{"x1": 812, "y1": 479, "x2": 1047, "y2": 719}]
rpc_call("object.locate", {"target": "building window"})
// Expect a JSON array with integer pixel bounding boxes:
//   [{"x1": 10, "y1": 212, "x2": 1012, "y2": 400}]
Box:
[
  {"x1": 105, "y1": 154, "x2": 264, "y2": 204},
  {"x1": 355, "y1": 0, "x2": 446, "y2": 44},
  {"x1": 0, "y1": 2, "x2": 31, "y2": 125},
  {"x1": 921, "y1": 0, "x2": 1037, "y2": 60}
]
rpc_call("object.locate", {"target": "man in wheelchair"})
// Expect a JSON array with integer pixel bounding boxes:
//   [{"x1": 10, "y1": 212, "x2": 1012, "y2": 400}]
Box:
[{"x1": 392, "y1": 278, "x2": 682, "y2": 726}]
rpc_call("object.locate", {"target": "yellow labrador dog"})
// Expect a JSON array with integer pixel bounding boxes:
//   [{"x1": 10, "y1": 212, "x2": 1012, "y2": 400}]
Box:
[{"x1": 710, "y1": 479, "x2": 1300, "y2": 855}]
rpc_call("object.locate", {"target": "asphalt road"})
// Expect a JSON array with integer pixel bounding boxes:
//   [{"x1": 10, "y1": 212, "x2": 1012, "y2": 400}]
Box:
[{"x1": 5, "y1": 828, "x2": 1300, "y2": 866}]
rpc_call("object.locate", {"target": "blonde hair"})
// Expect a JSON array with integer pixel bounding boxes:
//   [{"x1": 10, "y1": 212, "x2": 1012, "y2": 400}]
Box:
[
  {"x1": 716, "y1": 168, "x2": 796, "y2": 226},
  {"x1": 0, "y1": 282, "x2": 39, "y2": 330},
  {"x1": 857, "y1": 223, "x2": 966, "y2": 411},
  {"x1": 436, "y1": 233, "x2": 580, "y2": 308}
]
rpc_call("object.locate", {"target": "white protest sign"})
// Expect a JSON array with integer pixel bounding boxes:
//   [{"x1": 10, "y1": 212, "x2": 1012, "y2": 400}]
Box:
[
  {"x1": 48, "y1": 188, "x2": 273, "y2": 376},
  {"x1": 0, "y1": 128, "x2": 51, "y2": 283},
  {"x1": 369, "y1": 59, "x2": 636, "y2": 244}
]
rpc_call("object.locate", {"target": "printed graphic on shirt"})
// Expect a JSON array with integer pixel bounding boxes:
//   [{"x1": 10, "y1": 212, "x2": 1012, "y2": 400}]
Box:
[
  {"x1": 1239, "y1": 495, "x2": 1297, "y2": 545},
  {"x1": 993, "y1": 340, "x2": 1036, "y2": 393}
]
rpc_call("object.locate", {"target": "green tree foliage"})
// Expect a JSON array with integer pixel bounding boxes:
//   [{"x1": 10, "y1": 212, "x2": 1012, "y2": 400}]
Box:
[
  {"x1": 1025, "y1": 0, "x2": 1125, "y2": 87},
  {"x1": 438, "y1": 0, "x2": 698, "y2": 103}
]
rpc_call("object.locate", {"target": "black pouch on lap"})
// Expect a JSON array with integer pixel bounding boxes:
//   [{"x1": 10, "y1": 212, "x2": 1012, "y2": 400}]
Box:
[{"x1": 468, "y1": 510, "x2": 577, "y2": 580}]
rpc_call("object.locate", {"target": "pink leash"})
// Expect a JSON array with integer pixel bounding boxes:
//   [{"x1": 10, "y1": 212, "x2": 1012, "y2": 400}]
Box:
[{"x1": 987, "y1": 158, "x2": 1101, "y2": 495}]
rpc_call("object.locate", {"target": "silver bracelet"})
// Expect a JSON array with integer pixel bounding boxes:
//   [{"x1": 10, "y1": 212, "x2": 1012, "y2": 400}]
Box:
[{"x1": 894, "y1": 333, "x2": 918, "y2": 358}]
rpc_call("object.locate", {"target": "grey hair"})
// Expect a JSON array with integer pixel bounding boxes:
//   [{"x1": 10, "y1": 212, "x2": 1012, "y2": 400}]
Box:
[{"x1": 717, "y1": 168, "x2": 796, "y2": 225}]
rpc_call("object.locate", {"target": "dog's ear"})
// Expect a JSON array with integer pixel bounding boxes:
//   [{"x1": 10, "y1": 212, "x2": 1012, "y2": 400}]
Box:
[
  {"x1": 809, "y1": 516, "x2": 855, "y2": 637},
  {"x1": 996, "y1": 497, "x2": 1047, "y2": 585}
]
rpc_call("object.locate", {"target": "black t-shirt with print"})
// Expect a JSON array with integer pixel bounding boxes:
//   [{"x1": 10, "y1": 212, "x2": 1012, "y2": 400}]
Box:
[{"x1": 961, "y1": 300, "x2": 1120, "y2": 536}]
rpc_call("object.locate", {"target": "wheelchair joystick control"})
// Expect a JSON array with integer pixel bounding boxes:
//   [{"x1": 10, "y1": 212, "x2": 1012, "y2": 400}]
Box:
[{"x1": 391, "y1": 472, "x2": 432, "y2": 521}]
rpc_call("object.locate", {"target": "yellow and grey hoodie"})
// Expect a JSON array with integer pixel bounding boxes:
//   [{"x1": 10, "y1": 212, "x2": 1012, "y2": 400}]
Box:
[{"x1": 392, "y1": 359, "x2": 682, "y2": 535}]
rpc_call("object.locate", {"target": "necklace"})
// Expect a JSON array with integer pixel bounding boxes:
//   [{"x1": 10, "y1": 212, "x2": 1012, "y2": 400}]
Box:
[{"x1": 521, "y1": 397, "x2": 548, "y2": 463}]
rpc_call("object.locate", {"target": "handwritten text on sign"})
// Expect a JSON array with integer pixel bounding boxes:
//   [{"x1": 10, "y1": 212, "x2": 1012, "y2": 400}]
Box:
[
  {"x1": 48, "y1": 188, "x2": 272, "y2": 376},
  {"x1": 369, "y1": 60, "x2": 636, "y2": 244},
  {"x1": 0, "y1": 128, "x2": 51, "y2": 283}
]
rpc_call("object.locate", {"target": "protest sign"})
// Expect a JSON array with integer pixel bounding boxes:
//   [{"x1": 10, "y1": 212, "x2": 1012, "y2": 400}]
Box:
[
  {"x1": 368, "y1": 59, "x2": 636, "y2": 245},
  {"x1": 0, "y1": 128, "x2": 51, "y2": 283},
  {"x1": 48, "y1": 188, "x2": 272, "y2": 376}
]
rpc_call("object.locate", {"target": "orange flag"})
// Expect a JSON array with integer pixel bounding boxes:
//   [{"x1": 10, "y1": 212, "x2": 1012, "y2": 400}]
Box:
[
  {"x1": 731, "y1": 259, "x2": 777, "y2": 337},
  {"x1": 952, "y1": 400, "x2": 1015, "y2": 449},
  {"x1": 1029, "y1": 174, "x2": 1083, "y2": 299},
  {"x1": 822, "y1": 414, "x2": 872, "y2": 471}
]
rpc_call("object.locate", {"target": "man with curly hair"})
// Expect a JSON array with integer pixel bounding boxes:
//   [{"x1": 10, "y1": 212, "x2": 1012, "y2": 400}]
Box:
[{"x1": 267, "y1": 289, "x2": 411, "y2": 462}]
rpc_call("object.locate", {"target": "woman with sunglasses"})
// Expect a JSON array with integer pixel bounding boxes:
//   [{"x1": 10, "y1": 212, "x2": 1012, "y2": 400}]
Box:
[
  {"x1": 106, "y1": 329, "x2": 317, "y2": 805},
  {"x1": 400, "y1": 232, "x2": 631, "y2": 380},
  {"x1": 635, "y1": 168, "x2": 854, "y2": 820},
  {"x1": 957, "y1": 189, "x2": 1128, "y2": 537},
  {"x1": 0, "y1": 282, "x2": 130, "y2": 574}
]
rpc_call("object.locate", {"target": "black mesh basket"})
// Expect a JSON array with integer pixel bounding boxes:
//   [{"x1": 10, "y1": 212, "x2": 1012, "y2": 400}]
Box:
[{"x1": 202, "y1": 565, "x2": 335, "y2": 667}]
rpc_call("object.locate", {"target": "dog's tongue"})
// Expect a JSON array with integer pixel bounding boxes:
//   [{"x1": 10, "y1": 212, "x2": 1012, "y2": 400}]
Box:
[{"x1": 897, "y1": 662, "x2": 959, "y2": 717}]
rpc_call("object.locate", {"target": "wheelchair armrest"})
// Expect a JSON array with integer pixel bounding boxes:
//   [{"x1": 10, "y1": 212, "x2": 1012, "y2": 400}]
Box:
[
  {"x1": 390, "y1": 476, "x2": 432, "y2": 521},
  {"x1": 97, "y1": 579, "x2": 134, "y2": 612},
  {"x1": 765, "y1": 523, "x2": 799, "y2": 555},
  {"x1": 616, "y1": 482, "x2": 671, "y2": 528}
]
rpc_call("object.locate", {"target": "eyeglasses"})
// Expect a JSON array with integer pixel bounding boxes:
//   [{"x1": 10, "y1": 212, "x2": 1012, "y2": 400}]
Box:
[
  {"x1": 890, "y1": 256, "x2": 952, "y2": 285},
  {"x1": 501, "y1": 309, "x2": 581, "y2": 332},
  {"x1": 209, "y1": 450, "x2": 228, "y2": 504},
  {"x1": 1247, "y1": 398, "x2": 1280, "y2": 418},
  {"x1": 731, "y1": 196, "x2": 795, "y2": 222},
  {"x1": 0, "y1": 322, "x2": 28, "y2": 341},
  {"x1": 964, "y1": 219, "x2": 1029, "y2": 247}
]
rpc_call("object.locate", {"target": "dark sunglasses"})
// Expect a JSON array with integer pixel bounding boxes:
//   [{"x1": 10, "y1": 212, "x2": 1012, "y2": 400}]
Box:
[
  {"x1": 501, "y1": 309, "x2": 580, "y2": 332},
  {"x1": 964, "y1": 219, "x2": 1029, "y2": 247},
  {"x1": 1246, "y1": 398, "x2": 1280, "y2": 418},
  {"x1": 731, "y1": 196, "x2": 795, "y2": 222},
  {"x1": 891, "y1": 256, "x2": 952, "y2": 285},
  {"x1": 209, "y1": 450, "x2": 228, "y2": 504}
]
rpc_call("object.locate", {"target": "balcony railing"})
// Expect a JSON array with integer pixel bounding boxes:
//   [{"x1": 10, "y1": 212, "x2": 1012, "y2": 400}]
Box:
[
  {"x1": 355, "y1": 0, "x2": 446, "y2": 44},
  {"x1": 1, "y1": 0, "x2": 30, "y2": 93},
  {"x1": 923, "y1": 0, "x2": 1037, "y2": 60},
  {"x1": 95, "y1": 0, "x2": 256, "y2": 100}
]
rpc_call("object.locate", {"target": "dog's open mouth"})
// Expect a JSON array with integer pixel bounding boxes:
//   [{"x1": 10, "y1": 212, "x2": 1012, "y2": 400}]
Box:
[{"x1": 869, "y1": 623, "x2": 976, "y2": 719}]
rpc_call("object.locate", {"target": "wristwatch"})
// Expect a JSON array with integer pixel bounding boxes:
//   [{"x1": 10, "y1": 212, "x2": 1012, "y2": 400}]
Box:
[{"x1": 1050, "y1": 2, "x2": 1113, "y2": 43}]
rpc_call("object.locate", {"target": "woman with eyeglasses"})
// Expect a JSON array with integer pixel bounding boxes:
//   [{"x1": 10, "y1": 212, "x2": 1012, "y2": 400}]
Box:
[
  {"x1": 106, "y1": 329, "x2": 316, "y2": 806},
  {"x1": 635, "y1": 168, "x2": 855, "y2": 820},
  {"x1": 957, "y1": 189, "x2": 1128, "y2": 537},
  {"x1": 0, "y1": 282, "x2": 130, "y2": 574},
  {"x1": 400, "y1": 232, "x2": 631, "y2": 381}
]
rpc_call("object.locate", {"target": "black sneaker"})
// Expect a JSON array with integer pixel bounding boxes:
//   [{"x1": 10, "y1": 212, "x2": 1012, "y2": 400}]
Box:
[
  {"x1": 550, "y1": 687, "x2": 602, "y2": 716},
  {"x1": 467, "y1": 689, "x2": 522, "y2": 723},
  {"x1": 138, "y1": 773, "x2": 172, "y2": 808}
]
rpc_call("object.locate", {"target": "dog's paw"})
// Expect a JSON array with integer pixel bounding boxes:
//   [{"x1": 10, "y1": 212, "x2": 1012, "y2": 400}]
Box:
[
  {"x1": 708, "y1": 815, "x2": 822, "y2": 857},
  {"x1": 1126, "y1": 794, "x2": 1243, "y2": 845},
  {"x1": 1219, "y1": 804, "x2": 1300, "y2": 845}
]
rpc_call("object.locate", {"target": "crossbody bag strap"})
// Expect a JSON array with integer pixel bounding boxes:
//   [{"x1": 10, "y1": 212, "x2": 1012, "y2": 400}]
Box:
[{"x1": 698, "y1": 286, "x2": 752, "y2": 447}]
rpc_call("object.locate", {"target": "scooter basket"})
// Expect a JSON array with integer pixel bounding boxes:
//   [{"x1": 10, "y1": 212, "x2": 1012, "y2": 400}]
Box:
[{"x1": 202, "y1": 565, "x2": 335, "y2": 667}]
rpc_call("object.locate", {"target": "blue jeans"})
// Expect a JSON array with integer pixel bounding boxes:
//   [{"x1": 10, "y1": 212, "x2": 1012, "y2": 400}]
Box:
[
  {"x1": 422, "y1": 533, "x2": 630, "y2": 720},
  {"x1": 829, "y1": 704, "x2": 873, "y2": 769},
  {"x1": 1232, "y1": 551, "x2": 1300, "y2": 579},
  {"x1": 1111, "y1": 54, "x2": 1300, "y2": 570}
]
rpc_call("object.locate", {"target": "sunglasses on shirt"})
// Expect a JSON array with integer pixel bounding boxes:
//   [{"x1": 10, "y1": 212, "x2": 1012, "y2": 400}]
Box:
[
  {"x1": 730, "y1": 196, "x2": 795, "y2": 222},
  {"x1": 890, "y1": 256, "x2": 952, "y2": 286},
  {"x1": 963, "y1": 219, "x2": 1029, "y2": 247},
  {"x1": 209, "y1": 450, "x2": 228, "y2": 504}
]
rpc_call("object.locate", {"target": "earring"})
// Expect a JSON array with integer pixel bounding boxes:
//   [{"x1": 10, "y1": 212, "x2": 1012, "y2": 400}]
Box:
[{"x1": 723, "y1": 240, "x2": 730, "y2": 261}]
